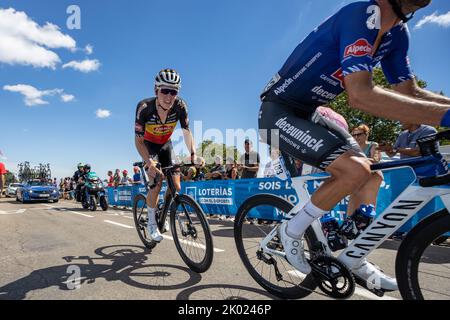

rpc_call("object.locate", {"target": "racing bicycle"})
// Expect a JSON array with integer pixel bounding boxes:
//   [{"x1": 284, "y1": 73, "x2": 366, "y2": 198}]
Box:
[
  {"x1": 234, "y1": 130, "x2": 450, "y2": 300},
  {"x1": 132, "y1": 161, "x2": 214, "y2": 273}
]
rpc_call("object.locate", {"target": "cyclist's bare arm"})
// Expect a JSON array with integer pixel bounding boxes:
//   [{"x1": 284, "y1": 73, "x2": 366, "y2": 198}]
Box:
[
  {"x1": 392, "y1": 79, "x2": 450, "y2": 105},
  {"x1": 345, "y1": 71, "x2": 449, "y2": 126},
  {"x1": 182, "y1": 128, "x2": 196, "y2": 161},
  {"x1": 135, "y1": 136, "x2": 151, "y2": 163}
]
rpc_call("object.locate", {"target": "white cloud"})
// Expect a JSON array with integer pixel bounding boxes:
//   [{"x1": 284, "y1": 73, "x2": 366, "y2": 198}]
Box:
[
  {"x1": 85, "y1": 44, "x2": 93, "y2": 55},
  {"x1": 3, "y1": 84, "x2": 64, "y2": 106},
  {"x1": 96, "y1": 109, "x2": 111, "y2": 119},
  {"x1": 61, "y1": 94, "x2": 75, "y2": 102},
  {"x1": 62, "y1": 59, "x2": 100, "y2": 73},
  {"x1": 415, "y1": 11, "x2": 450, "y2": 29},
  {"x1": 0, "y1": 8, "x2": 76, "y2": 68}
]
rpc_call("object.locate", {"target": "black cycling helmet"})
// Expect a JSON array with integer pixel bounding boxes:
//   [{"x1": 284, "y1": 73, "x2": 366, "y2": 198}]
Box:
[
  {"x1": 389, "y1": 0, "x2": 431, "y2": 23},
  {"x1": 84, "y1": 164, "x2": 91, "y2": 172}
]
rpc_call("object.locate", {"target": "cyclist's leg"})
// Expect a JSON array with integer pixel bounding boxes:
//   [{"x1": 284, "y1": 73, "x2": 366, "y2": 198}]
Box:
[
  {"x1": 259, "y1": 101, "x2": 371, "y2": 212},
  {"x1": 308, "y1": 109, "x2": 383, "y2": 214},
  {"x1": 159, "y1": 141, "x2": 182, "y2": 195}
]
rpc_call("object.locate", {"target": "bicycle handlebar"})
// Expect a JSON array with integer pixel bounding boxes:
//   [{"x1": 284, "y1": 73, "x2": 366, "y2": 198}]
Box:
[
  {"x1": 416, "y1": 129, "x2": 450, "y2": 187},
  {"x1": 133, "y1": 161, "x2": 195, "y2": 190}
]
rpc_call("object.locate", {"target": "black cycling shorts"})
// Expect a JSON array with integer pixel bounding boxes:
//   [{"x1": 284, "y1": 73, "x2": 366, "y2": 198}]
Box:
[
  {"x1": 144, "y1": 140, "x2": 175, "y2": 169},
  {"x1": 258, "y1": 101, "x2": 362, "y2": 170}
]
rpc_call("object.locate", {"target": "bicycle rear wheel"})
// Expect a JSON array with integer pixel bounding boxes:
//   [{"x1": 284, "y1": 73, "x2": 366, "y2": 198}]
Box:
[
  {"x1": 170, "y1": 194, "x2": 213, "y2": 273},
  {"x1": 396, "y1": 210, "x2": 450, "y2": 300},
  {"x1": 132, "y1": 194, "x2": 157, "y2": 250},
  {"x1": 234, "y1": 194, "x2": 318, "y2": 299}
]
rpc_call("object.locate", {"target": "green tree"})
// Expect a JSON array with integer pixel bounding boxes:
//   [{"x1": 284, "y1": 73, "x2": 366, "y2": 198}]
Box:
[
  {"x1": 5, "y1": 172, "x2": 16, "y2": 185},
  {"x1": 330, "y1": 68, "x2": 427, "y2": 144},
  {"x1": 197, "y1": 140, "x2": 240, "y2": 172}
]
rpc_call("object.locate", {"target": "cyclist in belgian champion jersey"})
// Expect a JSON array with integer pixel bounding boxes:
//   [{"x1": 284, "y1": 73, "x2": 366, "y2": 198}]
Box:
[
  {"x1": 135, "y1": 69, "x2": 196, "y2": 242},
  {"x1": 259, "y1": 0, "x2": 450, "y2": 291}
]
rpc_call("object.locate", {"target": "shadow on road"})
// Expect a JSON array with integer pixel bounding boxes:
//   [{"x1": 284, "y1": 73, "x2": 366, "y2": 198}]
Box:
[
  {"x1": 0, "y1": 244, "x2": 202, "y2": 300},
  {"x1": 176, "y1": 283, "x2": 278, "y2": 300}
]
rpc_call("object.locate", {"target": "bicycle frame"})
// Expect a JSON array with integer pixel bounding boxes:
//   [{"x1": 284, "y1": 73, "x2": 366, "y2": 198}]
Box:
[
  {"x1": 262, "y1": 154, "x2": 450, "y2": 271},
  {"x1": 138, "y1": 164, "x2": 195, "y2": 232}
]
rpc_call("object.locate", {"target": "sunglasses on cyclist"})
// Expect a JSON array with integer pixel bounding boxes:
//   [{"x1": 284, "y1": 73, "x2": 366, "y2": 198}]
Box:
[{"x1": 159, "y1": 88, "x2": 178, "y2": 96}]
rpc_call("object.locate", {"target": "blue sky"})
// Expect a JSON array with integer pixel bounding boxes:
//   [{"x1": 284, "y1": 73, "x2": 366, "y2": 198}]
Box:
[{"x1": 1, "y1": 0, "x2": 450, "y2": 179}]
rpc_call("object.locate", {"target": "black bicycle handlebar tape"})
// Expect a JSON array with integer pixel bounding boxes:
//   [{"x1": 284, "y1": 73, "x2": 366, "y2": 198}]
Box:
[{"x1": 419, "y1": 172, "x2": 450, "y2": 188}]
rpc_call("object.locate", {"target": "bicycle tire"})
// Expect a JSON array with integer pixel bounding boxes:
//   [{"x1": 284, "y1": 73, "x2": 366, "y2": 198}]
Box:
[
  {"x1": 396, "y1": 209, "x2": 450, "y2": 300},
  {"x1": 132, "y1": 193, "x2": 157, "y2": 250},
  {"x1": 234, "y1": 194, "x2": 318, "y2": 299},
  {"x1": 170, "y1": 194, "x2": 214, "y2": 273}
]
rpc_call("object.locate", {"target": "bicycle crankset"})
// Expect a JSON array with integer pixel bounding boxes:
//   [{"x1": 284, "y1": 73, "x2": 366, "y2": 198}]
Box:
[{"x1": 310, "y1": 255, "x2": 355, "y2": 299}]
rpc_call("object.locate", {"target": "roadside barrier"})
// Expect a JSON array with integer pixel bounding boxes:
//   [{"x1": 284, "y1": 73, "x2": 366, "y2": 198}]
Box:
[{"x1": 107, "y1": 167, "x2": 444, "y2": 233}]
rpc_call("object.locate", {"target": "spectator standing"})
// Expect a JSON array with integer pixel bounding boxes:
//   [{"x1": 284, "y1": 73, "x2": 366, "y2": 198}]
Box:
[
  {"x1": 238, "y1": 139, "x2": 260, "y2": 179},
  {"x1": 107, "y1": 171, "x2": 114, "y2": 187},
  {"x1": 133, "y1": 167, "x2": 143, "y2": 184},
  {"x1": 120, "y1": 170, "x2": 133, "y2": 186},
  {"x1": 351, "y1": 124, "x2": 381, "y2": 163},
  {"x1": 0, "y1": 162, "x2": 6, "y2": 198},
  {"x1": 264, "y1": 147, "x2": 280, "y2": 178},
  {"x1": 113, "y1": 169, "x2": 121, "y2": 187},
  {"x1": 379, "y1": 123, "x2": 437, "y2": 160}
]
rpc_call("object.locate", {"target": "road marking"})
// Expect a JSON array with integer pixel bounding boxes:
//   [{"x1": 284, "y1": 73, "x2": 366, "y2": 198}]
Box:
[
  {"x1": 42, "y1": 204, "x2": 94, "y2": 218},
  {"x1": 0, "y1": 209, "x2": 27, "y2": 215},
  {"x1": 104, "y1": 220, "x2": 134, "y2": 229},
  {"x1": 287, "y1": 270, "x2": 398, "y2": 300},
  {"x1": 162, "y1": 235, "x2": 225, "y2": 253}
]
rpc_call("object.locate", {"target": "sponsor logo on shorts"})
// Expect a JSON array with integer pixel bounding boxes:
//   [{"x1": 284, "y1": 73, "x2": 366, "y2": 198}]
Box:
[{"x1": 275, "y1": 117, "x2": 325, "y2": 152}]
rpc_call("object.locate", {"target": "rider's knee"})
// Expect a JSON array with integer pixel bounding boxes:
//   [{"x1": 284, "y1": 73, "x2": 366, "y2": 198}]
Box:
[{"x1": 330, "y1": 162, "x2": 371, "y2": 193}]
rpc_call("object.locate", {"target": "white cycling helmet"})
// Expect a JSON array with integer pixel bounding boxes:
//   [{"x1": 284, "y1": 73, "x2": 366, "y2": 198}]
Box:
[{"x1": 155, "y1": 69, "x2": 182, "y2": 90}]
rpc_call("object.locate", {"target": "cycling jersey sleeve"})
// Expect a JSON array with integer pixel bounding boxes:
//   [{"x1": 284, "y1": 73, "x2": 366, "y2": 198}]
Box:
[
  {"x1": 381, "y1": 25, "x2": 414, "y2": 85},
  {"x1": 135, "y1": 101, "x2": 147, "y2": 137},
  {"x1": 338, "y1": 4, "x2": 377, "y2": 78},
  {"x1": 178, "y1": 99, "x2": 190, "y2": 130}
]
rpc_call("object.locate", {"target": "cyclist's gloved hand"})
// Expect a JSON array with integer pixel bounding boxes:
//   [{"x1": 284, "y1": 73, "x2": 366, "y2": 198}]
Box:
[{"x1": 440, "y1": 109, "x2": 450, "y2": 127}]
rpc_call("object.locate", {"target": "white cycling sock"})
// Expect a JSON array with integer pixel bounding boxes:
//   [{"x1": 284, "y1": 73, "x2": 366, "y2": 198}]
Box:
[
  {"x1": 148, "y1": 208, "x2": 157, "y2": 225},
  {"x1": 286, "y1": 201, "x2": 328, "y2": 239}
]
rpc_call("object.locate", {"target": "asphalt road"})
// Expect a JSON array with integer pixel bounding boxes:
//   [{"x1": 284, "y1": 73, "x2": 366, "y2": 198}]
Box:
[{"x1": 0, "y1": 197, "x2": 447, "y2": 301}]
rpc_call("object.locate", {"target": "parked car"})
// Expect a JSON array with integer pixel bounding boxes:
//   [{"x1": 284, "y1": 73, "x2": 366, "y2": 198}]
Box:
[
  {"x1": 16, "y1": 180, "x2": 59, "y2": 203},
  {"x1": 6, "y1": 183, "x2": 22, "y2": 197}
]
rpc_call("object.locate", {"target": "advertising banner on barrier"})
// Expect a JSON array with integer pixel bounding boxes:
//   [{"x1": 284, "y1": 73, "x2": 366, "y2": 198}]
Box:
[{"x1": 106, "y1": 167, "x2": 444, "y2": 233}]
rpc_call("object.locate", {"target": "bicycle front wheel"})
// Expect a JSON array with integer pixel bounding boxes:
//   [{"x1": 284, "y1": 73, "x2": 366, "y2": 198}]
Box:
[
  {"x1": 132, "y1": 194, "x2": 157, "y2": 250},
  {"x1": 396, "y1": 210, "x2": 450, "y2": 300},
  {"x1": 234, "y1": 194, "x2": 318, "y2": 299},
  {"x1": 170, "y1": 194, "x2": 214, "y2": 273}
]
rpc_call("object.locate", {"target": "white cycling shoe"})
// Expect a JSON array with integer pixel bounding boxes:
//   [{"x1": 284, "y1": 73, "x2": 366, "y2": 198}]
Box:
[
  {"x1": 147, "y1": 223, "x2": 163, "y2": 243},
  {"x1": 352, "y1": 259, "x2": 398, "y2": 291},
  {"x1": 278, "y1": 222, "x2": 312, "y2": 275}
]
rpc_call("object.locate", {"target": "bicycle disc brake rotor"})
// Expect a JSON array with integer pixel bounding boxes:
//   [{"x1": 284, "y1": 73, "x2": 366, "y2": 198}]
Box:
[{"x1": 311, "y1": 256, "x2": 355, "y2": 299}]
